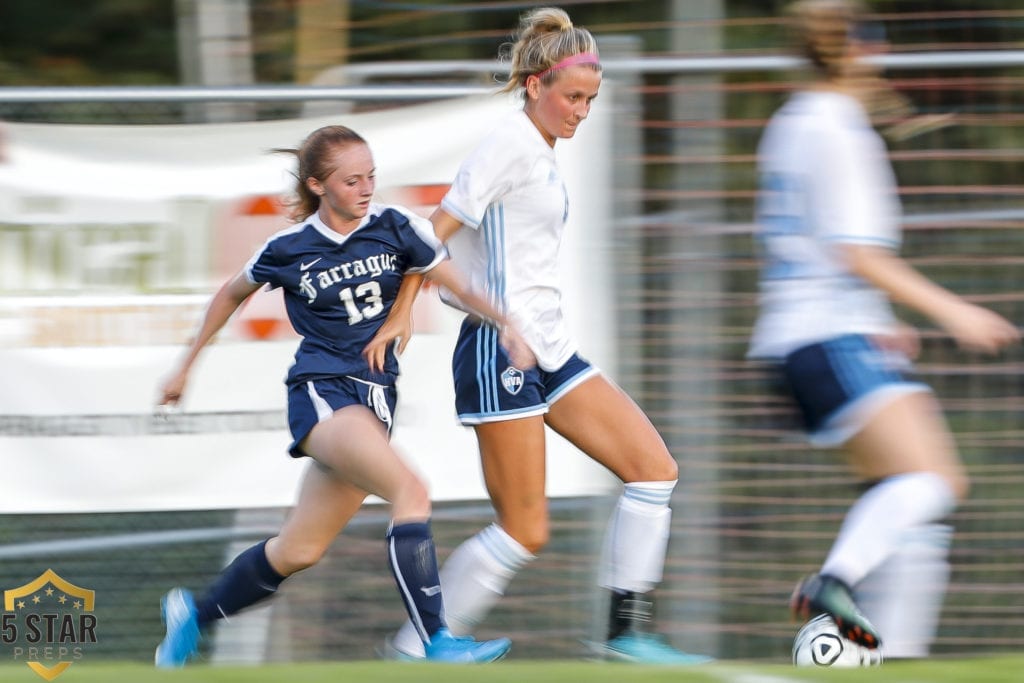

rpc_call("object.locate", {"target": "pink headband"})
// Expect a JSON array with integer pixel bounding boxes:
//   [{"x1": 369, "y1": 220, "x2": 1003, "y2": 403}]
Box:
[{"x1": 534, "y1": 52, "x2": 601, "y2": 80}]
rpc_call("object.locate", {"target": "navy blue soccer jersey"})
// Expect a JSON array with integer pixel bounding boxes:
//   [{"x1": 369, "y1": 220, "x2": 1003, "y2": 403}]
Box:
[{"x1": 244, "y1": 204, "x2": 444, "y2": 384}]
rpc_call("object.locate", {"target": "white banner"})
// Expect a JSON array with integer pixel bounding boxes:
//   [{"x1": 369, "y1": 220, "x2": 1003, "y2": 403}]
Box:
[
  {"x1": 0, "y1": 94, "x2": 614, "y2": 511},
  {"x1": 0, "y1": 94, "x2": 617, "y2": 513}
]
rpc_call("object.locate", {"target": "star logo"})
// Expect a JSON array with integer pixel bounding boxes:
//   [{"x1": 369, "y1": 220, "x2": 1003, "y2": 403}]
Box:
[{"x1": 2, "y1": 569, "x2": 98, "y2": 681}]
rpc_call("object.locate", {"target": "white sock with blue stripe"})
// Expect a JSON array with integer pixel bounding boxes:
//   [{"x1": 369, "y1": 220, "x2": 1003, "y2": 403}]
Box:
[
  {"x1": 599, "y1": 480, "x2": 676, "y2": 593},
  {"x1": 390, "y1": 523, "x2": 535, "y2": 658},
  {"x1": 822, "y1": 472, "x2": 956, "y2": 587},
  {"x1": 855, "y1": 523, "x2": 952, "y2": 658}
]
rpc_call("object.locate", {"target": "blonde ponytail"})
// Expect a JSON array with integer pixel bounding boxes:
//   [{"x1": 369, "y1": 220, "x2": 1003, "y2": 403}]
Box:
[{"x1": 499, "y1": 7, "x2": 600, "y2": 93}]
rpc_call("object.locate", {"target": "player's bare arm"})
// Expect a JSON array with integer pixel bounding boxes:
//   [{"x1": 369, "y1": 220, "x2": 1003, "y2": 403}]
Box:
[
  {"x1": 429, "y1": 206, "x2": 464, "y2": 243},
  {"x1": 362, "y1": 273, "x2": 423, "y2": 373},
  {"x1": 160, "y1": 271, "x2": 261, "y2": 405},
  {"x1": 424, "y1": 260, "x2": 535, "y2": 370},
  {"x1": 840, "y1": 243, "x2": 1019, "y2": 354}
]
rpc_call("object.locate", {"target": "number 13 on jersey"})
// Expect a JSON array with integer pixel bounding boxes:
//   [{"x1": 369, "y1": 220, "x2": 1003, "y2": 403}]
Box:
[{"x1": 339, "y1": 281, "x2": 384, "y2": 324}]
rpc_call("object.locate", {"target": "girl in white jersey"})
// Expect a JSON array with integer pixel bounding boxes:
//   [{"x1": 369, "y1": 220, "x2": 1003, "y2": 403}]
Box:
[
  {"x1": 375, "y1": 7, "x2": 709, "y2": 665},
  {"x1": 154, "y1": 125, "x2": 531, "y2": 667},
  {"x1": 749, "y1": 0, "x2": 1018, "y2": 659}
]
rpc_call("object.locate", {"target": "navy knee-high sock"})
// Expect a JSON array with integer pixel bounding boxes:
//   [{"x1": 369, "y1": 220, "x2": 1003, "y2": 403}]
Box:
[
  {"x1": 194, "y1": 539, "x2": 287, "y2": 628},
  {"x1": 386, "y1": 521, "x2": 445, "y2": 643}
]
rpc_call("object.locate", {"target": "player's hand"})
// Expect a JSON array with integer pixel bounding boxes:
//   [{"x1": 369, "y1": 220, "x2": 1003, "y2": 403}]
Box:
[
  {"x1": 362, "y1": 314, "x2": 413, "y2": 373},
  {"x1": 159, "y1": 369, "x2": 189, "y2": 408},
  {"x1": 874, "y1": 321, "x2": 920, "y2": 359},
  {"x1": 939, "y1": 302, "x2": 1020, "y2": 354},
  {"x1": 499, "y1": 323, "x2": 536, "y2": 371}
]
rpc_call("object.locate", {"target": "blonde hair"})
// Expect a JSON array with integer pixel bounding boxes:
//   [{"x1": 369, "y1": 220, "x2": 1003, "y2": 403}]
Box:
[
  {"x1": 787, "y1": 0, "x2": 923, "y2": 135},
  {"x1": 499, "y1": 7, "x2": 600, "y2": 93},
  {"x1": 787, "y1": 0, "x2": 865, "y2": 79}
]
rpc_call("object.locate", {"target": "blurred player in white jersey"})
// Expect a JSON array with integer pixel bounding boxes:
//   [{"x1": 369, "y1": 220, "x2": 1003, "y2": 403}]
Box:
[
  {"x1": 371, "y1": 7, "x2": 710, "y2": 665},
  {"x1": 154, "y1": 125, "x2": 534, "y2": 667},
  {"x1": 749, "y1": 0, "x2": 1019, "y2": 659}
]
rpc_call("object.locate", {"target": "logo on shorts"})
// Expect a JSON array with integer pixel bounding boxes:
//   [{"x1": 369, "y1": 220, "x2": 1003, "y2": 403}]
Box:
[
  {"x1": 500, "y1": 366, "x2": 524, "y2": 395},
  {"x1": 2, "y1": 569, "x2": 98, "y2": 680}
]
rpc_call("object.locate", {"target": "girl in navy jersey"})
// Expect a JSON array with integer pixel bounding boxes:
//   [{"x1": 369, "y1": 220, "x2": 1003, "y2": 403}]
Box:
[
  {"x1": 154, "y1": 125, "x2": 532, "y2": 667},
  {"x1": 750, "y1": 0, "x2": 1018, "y2": 659},
  {"x1": 379, "y1": 7, "x2": 710, "y2": 665}
]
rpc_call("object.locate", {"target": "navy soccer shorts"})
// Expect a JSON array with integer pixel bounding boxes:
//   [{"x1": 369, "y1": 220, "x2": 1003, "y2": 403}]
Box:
[
  {"x1": 782, "y1": 333, "x2": 930, "y2": 447},
  {"x1": 286, "y1": 376, "x2": 397, "y2": 457},
  {"x1": 452, "y1": 318, "x2": 600, "y2": 425}
]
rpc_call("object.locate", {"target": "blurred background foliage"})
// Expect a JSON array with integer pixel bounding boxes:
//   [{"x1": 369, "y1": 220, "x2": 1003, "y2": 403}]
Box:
[
  {"x1": 0, "y1": 1, "x2": 1019, "y2": 86},
  {"x1": 0, "y1": 0, "x2": 178, "y2": 85}
]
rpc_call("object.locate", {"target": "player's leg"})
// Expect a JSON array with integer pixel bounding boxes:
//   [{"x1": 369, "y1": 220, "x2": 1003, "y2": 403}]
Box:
[
  {"x1": 805, "y1": 390, "x2": 963, "y2": 651},
  {"x1": 855, "y1": 523, "x2": 952, "y2": 659},
  {"x1": 389, "y1": 319, "x2": 545, "y2": 658},
  {"x1": 824, "y1": 390, "x2": 964, "y2": 584},
  {"x1": 194, "y1": 406, "x2": 394, "y2": 628},
  {"x1": 308, "y1": 404, "x2": 511, "y2": 662},
  {"x1": 456, "y1": 415, "x2": 550, "y2": 606},
  {"x1": 782, "y1": 335, "x2": 960, "y2": 649},
  {"x1": 155, "y1": 450, "x2": 367, "y2": 668},
  {"x1": 294, "y1": 377, "x2": 441, "y2": 636},
  {"x1": 544, "y1": 370, "x2": 709, "y2": 664},
  {"x1": 388, "y1": 416, "x2": 545, "y2": 659}
]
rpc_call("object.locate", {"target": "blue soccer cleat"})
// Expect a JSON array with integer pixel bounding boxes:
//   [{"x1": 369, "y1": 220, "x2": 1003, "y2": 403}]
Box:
[
  {"x1": 154, "y1": 587, "x2": 200, "y2": 668},
  {"x1": 602, "y1": 630, "x2": 713, "y2": 665},
  {"x1": 424, "y1": 628, "x2": 511, "y2": 663}
]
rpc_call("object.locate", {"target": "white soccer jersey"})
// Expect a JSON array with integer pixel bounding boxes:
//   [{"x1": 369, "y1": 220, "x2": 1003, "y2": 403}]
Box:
[
  {"x1": 440, "y1": 109, "x2": 576, "y2": 370},
  {"x1": 748, "y1": 90, "x2": 903, "y2": 359}
]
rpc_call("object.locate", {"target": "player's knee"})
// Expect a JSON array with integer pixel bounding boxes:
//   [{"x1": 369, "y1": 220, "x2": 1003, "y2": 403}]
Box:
[
  {"x1": 945, "y1": 469, "x2": 969, "y2": 502},
  {"x1": 926, "y1": 460, "x2": 970, "y2": 503},
  {"x1": 277, "y1": 541, "x2": 329, "y2": 573},
  {"x1": 392, "y1": 476, "x2": 432, "y2": 520},
  {"x1": 626, "y1": 452, "x2": 678, "y2": 483},
  {"x1": 508, "y1": 524, "x2": 549, "y2": 555},
  {"x1": 654, "y1": 456, "x2": 679, "y2": 482},
  {"x1": 407, "y1": 476, "x2": 432, "y2": 513},
  {"x1": 519, "y1": 532, "x2": 549, "y2": 555}
]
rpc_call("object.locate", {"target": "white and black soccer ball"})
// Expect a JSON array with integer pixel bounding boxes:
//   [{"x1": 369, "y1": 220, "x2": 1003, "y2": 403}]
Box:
[{"x1": 792, "y1": 614, "x2": 883, "y2": 667}]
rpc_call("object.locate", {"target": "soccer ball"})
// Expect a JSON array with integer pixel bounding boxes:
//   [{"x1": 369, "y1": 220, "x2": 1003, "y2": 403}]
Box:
[{"x1": 792, "y1": 614, "x2": 883, "y2": 667}]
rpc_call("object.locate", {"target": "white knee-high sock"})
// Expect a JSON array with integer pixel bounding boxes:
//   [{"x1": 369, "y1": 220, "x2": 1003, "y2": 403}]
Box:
[
  {"x1": 599, "y1": 481, "x2": 676, "y2": 593},
  {"x1": 390, "y1": 523, "x2": 535, "y2": 657},
  {"x1": 821, "y1": 472, "x2": 955, "y2": 588},
  {"x1": 855, "y1": 524, "x2": 952, "y2": 659}
]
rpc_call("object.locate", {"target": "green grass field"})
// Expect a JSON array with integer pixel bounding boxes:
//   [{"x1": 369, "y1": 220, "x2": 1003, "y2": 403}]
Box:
[{"x1": 2, "y1": 657, "x2": 1023, "y2": 683}]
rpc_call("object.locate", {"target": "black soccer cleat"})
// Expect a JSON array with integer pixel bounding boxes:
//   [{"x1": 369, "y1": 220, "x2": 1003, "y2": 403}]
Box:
[{"x1": 790, "y1": 573, "x2": 882, "y2": 650}]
